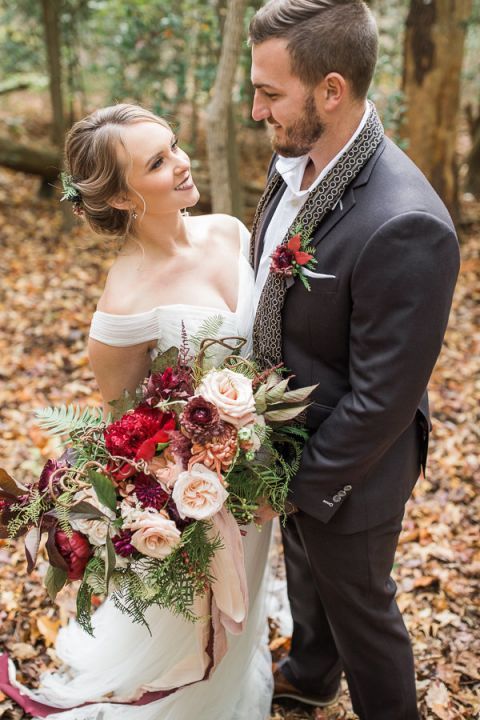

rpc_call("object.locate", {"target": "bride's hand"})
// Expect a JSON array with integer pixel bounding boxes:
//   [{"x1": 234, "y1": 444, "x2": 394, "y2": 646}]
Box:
[{"x1": 254, "y1": 501, "x2": 279, "y2": 525}]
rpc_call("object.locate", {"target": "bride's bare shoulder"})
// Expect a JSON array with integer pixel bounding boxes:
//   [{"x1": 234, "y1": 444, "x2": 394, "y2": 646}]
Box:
[
  {"x1": 95, "y1": 253, "x2": 138, "y2": 314},
  {"x1": 188, "y1": 213, "x2": 244, "y2": 248}
]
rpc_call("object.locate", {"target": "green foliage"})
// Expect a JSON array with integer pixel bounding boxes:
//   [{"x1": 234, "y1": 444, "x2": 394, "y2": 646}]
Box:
[
  {"x1": 7, "y1": 490, "x2": 50, "y2": 539},
  {"x1": 35, "y1": 405, "x2": 105, "y2": 439},
  {"x1": 44, "y1": 566, "x2": 68, "y2": 602},
  {"x1": 88, "y1": 471, "x2": 117, "y2": 513}
]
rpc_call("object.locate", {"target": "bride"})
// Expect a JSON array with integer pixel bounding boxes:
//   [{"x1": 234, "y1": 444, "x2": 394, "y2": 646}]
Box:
[{"x1": 2, "y1": 104, "x2": 274, "y2": 719}]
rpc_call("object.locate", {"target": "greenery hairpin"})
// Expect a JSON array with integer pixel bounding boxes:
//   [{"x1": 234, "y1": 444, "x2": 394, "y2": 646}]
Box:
[{"x1": 60, "y1": 172, "x2": 84, "y2": 216}]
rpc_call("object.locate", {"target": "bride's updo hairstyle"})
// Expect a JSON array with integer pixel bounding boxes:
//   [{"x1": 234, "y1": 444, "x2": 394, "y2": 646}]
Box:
[{"x1": 64, "y1": 103, "x2": 171, "y2": 236}]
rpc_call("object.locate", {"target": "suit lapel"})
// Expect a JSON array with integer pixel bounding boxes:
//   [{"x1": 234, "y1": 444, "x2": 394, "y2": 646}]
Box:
[
  {"x1": 254, "y1": 181, "x2": 287, "y2": 275},
  {"x1": 311, "y1": 139, "x2": 387, "y2": 248}
]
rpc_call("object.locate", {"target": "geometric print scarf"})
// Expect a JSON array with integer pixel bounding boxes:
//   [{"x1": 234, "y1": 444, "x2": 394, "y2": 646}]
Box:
[{"x1": 250, "y1": 102, "x2": 384, "y2": 369}]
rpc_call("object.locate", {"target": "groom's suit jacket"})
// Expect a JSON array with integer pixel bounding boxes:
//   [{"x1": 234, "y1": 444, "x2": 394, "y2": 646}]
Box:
[{"x1": 254, "y1": 137, "x2": 460, "y2": 533}]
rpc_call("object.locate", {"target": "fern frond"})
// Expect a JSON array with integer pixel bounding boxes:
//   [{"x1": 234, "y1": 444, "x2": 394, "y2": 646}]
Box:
[
  {"x1": 190, "y1": 315, "x2": 224, "y2": 352},
  {"x1": 35, "y1": 405, "x2": 105, "y2": 439}
]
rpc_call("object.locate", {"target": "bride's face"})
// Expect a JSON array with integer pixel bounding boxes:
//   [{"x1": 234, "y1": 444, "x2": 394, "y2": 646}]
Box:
[{"x1": 117, "y1": 121, "x2": 200, "y2": 216}]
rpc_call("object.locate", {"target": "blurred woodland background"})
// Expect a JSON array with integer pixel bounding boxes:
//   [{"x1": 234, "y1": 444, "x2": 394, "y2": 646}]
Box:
[{"x1": 0, "y1": 1, "x2": 479, "y2": 719}]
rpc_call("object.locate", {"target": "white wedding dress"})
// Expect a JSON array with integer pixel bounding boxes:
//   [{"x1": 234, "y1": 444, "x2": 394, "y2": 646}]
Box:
[{"x1": 5, "y1": 220, "x2": 274, "y2": 720}]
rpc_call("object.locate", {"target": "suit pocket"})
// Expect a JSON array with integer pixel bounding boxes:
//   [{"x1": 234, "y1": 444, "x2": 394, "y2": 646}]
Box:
[
  {"x1": 307, "y1": 276, "x2": 339, "y2": 294},
  {"x1": 306, "y1": 402, "x2": 335, "y2": 431}
]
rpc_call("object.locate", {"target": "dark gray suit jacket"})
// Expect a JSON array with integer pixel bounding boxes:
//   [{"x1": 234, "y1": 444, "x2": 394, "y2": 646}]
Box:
[{"x1": 254, "y1": 138, "x2": 460, "y2": 533}]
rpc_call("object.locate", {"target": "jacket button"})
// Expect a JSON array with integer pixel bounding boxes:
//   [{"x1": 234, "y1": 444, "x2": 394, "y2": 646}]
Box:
[
  {"x1": 344, "y1": 485, "x2": 352, "y2": 492},
  {"x1": 333, "y1": 494, "x2": 341, "y2": 503}
]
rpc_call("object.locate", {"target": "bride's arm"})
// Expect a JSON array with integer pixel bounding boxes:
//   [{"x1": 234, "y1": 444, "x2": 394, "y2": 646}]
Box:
[{"x1": 88, "y1": 338, "x2": 157, "y2": 415}]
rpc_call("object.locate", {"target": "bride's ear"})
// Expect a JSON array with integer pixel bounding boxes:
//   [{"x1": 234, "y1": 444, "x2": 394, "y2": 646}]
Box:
[{"x1": 108, "y1": 194, "x2": 133, "y2": 211}]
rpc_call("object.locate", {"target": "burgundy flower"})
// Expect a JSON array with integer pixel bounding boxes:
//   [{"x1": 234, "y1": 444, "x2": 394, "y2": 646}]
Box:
[
  {"x1": 168, "y1": 431, "x2": 193, "y2": 470},
  {"x1": 270, "y1": 245, "x2": 295, "y2": 276},
  {"x1": 134, "y1": 472, "x2": 170, "y2": 510},
  {"x1": 104, "y1": 406, "x2": 176, "y2": 474},
  {"x1": 39, "y1": 459, "x2": 68, "y2": 494},
  {"x1": 54, "y1": 529, "x2": 93, "y2": 581},
  {"x1": 143, "y1": 367, "x2": 194, "y2": 406},
  {"x1": 112, "y1": 529, "x2": 136, "y2": 557},
  {"x1": 180, "y1": 397, "x2": 223, "y2": 443},
  {"x1": 167, "y1": 498, "x2": 192, "y2": 531}
]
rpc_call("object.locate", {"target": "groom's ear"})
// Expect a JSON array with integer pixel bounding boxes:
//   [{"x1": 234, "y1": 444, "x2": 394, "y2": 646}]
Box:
[{"x1": 316, "y1": 72, "x2": 347, "y2": 111}]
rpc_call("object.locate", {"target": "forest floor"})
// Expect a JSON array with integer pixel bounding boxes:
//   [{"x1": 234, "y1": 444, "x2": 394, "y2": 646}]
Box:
[{"x1": 0, "y1": 161, "x2": 479, "y2": 719}]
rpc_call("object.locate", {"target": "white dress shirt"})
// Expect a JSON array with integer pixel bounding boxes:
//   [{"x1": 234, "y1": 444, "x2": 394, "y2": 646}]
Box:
[{"x1": 254, "y1": 103, "x2": 370, "y2": 311}]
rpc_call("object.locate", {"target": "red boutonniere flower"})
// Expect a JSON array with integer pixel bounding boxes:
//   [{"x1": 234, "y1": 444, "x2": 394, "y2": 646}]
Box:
[{"x1": 270, "y1": 225, "x2": 317, "y2": 290}]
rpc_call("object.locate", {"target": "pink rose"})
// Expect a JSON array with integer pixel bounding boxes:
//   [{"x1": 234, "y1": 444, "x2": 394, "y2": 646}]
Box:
[
  {"x1": 172, "y1": 463, "x2": 228, "y2": 521},
  {"x1": 125, "y1": 509, "x2": 181, "y2": 559},
  {"x1": 196, "y1": 369, "x2": 255, "y2": 429}
]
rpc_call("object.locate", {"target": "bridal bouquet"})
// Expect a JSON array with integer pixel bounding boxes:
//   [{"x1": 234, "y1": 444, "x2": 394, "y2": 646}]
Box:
[{"x1": 0, "y1": 329, "x2": 314, "y2": 635}]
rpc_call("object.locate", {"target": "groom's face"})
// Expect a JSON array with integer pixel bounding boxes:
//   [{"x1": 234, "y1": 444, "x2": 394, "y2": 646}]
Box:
[{"x1": 251, "y1": 38, "x2": 325, "y2": 157}]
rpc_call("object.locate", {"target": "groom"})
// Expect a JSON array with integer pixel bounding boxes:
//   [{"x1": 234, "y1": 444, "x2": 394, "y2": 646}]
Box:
[{"x1": 249, "y1": 1, "x2": 459, "y2": 718}]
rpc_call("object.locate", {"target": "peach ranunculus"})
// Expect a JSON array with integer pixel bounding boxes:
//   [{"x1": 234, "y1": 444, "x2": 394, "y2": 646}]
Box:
[
  {"x1": 125, "y1": 509, "x2": 181, "y2": 560},
  {"x1": 172, "y1": 463, "x2": 228, "y2": 521},
  {"x1": 196, "y1": 369, "x2": 255, "y2": 429}
]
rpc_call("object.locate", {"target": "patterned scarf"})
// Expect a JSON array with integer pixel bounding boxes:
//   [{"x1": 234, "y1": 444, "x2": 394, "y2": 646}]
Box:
[{"x1": 250, "y1": 102, "x2": 384, "y2": 368}]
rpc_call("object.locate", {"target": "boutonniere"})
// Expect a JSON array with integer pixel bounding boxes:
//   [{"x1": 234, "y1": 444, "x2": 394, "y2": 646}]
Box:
[{"x1": 270, "y1": 224, "x2": 318, "y2": 290}]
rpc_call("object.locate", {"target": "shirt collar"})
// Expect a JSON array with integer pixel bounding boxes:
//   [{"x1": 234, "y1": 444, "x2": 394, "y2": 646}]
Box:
[{"x1": 275, "y1": 101, "x2": 371, "y2": 197}]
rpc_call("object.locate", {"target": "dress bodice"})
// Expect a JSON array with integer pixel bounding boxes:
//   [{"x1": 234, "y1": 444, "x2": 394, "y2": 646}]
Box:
[{"x1": 89, "y1": 220, "x2": 254, "y2": 365}]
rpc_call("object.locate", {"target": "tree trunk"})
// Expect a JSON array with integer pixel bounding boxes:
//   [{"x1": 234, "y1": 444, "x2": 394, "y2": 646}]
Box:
[
  {"x1": 0, "y1": 137, "x2": 61, "y2": 180},
  {"x1": 41, "y1": 0, "x2": 65, "y2": 146},
  {"x1": 401, "y1": 0, "x2": 472, "y2": 221},
  {"x1": 466, "y1": 103, "x2": 480, "y2": 198},
  {"x1": 206, "y1": 0, "x2": 247, "y2": 219}
]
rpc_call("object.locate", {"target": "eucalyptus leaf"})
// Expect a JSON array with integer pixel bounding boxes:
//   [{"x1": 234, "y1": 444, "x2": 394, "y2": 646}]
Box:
[
  {"x1": 281, "y1": 384, "x2": 318, "y2": 403},
  {"x1": 46, "y1": 526, "x2": 69, "y2": 571},
  {"x1": 265, "y1": 377, "x2": 290, "y2": 403},
  {"x1": 88, "y1": 471, "x2": 117, "y2": 514},
  {"x1": 69, "y1": 501, "x2": 110, "y2": 520},
  {"x1": 151, "y1": 346, "x2": 179, "y2": 374},
  {"x1": 45, "y1": 565, "x2": 68, "y2": 601},
  {"x1": 254, "y1": 384, "x2": 267, "y2": 414},
  {"x1": 24, "y1": 525, "x2": 41, "y2": 574},
  {"x1": 109, "y1": 390, "x2": 136, "y2": 420},
  {"x1": 264, "y1": 404, "x2": 310, "y2": 423},
  {"x1": 0, "y1": 467, "x2": 28, "y2": 499}
]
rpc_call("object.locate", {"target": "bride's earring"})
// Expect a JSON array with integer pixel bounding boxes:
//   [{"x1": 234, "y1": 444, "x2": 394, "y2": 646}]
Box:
[
  {"x1": 131, "y1": 209, "x2": 138, "y2": 220},
  {"x1": 181, "y1": 209, "x2": 190, "y2": 217}
]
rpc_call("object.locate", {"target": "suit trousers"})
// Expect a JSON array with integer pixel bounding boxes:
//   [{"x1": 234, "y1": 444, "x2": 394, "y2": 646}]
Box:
[{"x1": 279, "y1": 509, "x2": 420, "y2": 720}]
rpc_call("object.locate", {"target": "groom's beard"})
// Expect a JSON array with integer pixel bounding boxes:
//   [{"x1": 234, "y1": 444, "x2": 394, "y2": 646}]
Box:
[{"x1": 271, "y1": 94, "x2": 325, "y2": 158}]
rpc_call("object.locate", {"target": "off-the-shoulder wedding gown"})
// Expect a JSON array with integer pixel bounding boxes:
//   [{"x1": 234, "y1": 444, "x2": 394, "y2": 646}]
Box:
[{"x1": 3, "y1": 220, "x2": 274, "y2": 720}]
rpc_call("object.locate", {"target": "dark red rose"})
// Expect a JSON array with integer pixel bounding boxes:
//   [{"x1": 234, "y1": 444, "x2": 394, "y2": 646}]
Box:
[
  {"x1": 270, "y1": 245, "x2": 295, "y2": 276},
  {"x1": 180, "y1": 397, "x2": 223, "y2": 443},
  {"x1": 104, "y1": 406, "x2": 176, "y2": 472},
  {"x1": 143, "y1": 367, "x2": 194, "y2": 406},
  {"x1": 54, "y1": 529, "x2": 93, "y2": 581},
  {"x1": 134, "y1": 472, "x2": 170, "y2": 510}
]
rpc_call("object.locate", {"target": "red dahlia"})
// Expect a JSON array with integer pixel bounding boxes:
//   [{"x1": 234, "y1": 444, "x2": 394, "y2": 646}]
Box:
[
  {"x1": 104, "y1": 406, "x2": 175, "y2": 464},
  {"x1": 112, "y1": 529, "x2": 136, "y2": 557},
  {"x1": 134, "y1": 472, "x2": 170, "y2": 510}
]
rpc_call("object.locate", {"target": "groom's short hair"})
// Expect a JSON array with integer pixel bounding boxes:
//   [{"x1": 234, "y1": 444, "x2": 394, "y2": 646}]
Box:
[{"x1": 248, "y1": 0, "x2": 378, "y2": 100}]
